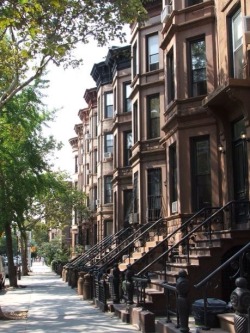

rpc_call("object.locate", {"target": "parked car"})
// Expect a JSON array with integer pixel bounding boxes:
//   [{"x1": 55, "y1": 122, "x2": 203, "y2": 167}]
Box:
[{"x1": 0, "y1": 256, "x2": 6, "y2": 289}]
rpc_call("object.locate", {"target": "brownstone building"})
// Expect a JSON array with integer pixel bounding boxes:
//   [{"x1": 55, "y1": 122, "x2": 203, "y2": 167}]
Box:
[{"x1": 69, "y1": 0, "x2": 250, "y2": 316}]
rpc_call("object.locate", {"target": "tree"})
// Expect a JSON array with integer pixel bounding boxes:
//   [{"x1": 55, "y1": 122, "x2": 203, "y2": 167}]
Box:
[
  {"x1": 0, "y1": 0, "x2": 149, "y2": 110},
  {"x1": 0, "y1": 79, "x2": 61, "y2": 286}
]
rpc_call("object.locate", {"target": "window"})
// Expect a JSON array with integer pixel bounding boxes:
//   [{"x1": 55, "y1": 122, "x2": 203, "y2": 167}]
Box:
[
  {"x1": 147, "y1": 168, "x2": 162, "y2": 221},
  {"x1": 189, "y1": 37, "x2": 207, "y2": 97},
  {"x1": 147, "y1": 34, "x2": 159, "y2": 71},
  {"x1": 133, "y1": 101, "x2": 138, "y2": 143},
  {"x1": 191, "y1": 136, "x2": 211, "y2": 211},
  {"x1": 133, "y1": 42, "x2": 137, "y2": 78},
  {"x1": 104, "y1": 220, "x2": 113, "y2": 236},
  {"x1": 124, "y1": 82, "x2": 132, "y2": 112},
  {"x1": 104, "y1": 92, "x2": 113, "y2": 118},
  {"x1": 167, "y1": 48, "x2": 175, "y2": 103},
  {"x1": 104, "y1": 134, "x2": 113, "y2": 153},
  {"x1": 230, "y1": 10, "x2": 243, "y2": 79},
  {"x1": 124, "y1": 189, "x2": 133, "y2": 225},
  {"x1": 133, "y1": 172, "x2": 138, "y2": 213},
  {"x1": 104, "y1": 176, "x2": 113, "y2": 204},
  {"x1": 169, "y1": 144, "x2": 177, "y2": 211},
  {"x1": 147, "y1": 94, "x2": 160, "y2": 139},
  {"x1": 75, "y1": 155, "x2": 78, "y2": 173},
  {"x1": 124, "y1": 132, "x2": 132, "y2": 166}
]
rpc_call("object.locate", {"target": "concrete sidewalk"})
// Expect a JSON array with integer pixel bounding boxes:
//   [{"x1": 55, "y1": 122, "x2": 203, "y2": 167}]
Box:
[{"x1": 0, "y1": 262, "x2": 138, "y2": 333}]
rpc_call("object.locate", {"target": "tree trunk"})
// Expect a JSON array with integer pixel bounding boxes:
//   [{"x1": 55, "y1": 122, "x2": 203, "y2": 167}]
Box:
[
  {"x1": 5, "y1": 223, "x2": 17, "y2": 287},
  {"x1": 21, "y1": 235, "x2": 29, "y2": 276}
]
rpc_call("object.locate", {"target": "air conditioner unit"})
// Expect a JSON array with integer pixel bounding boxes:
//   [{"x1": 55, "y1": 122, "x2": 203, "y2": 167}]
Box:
[
  {"x1": 104, "y1": 152, "x2": 112, "y2": 159},
  {"x1": 86, "y1": 169, "x2": 92, "y2": 175},
  {"x1": 243, "y1": 16, "x2": 250, "y2": 44},
  {"x1": 95, "y1": 199, "x2": 99, "y2": 206},
  {"x1": 129, "y1": 213, "x2": 138, "y2": 224},
  {"x1": 161, "y1": 5, "x2": 172, "y2": 23},
  {"x1": 85, "y1": 133, "x2": 91, "y2": 140},
  {"x1": 171, "y1": 201, "x2": 178, "y2": 213}
]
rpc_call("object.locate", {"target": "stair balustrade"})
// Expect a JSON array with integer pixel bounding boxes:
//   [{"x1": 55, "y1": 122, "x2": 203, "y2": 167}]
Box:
[
  {"x1": 134, "y1": 200, "x2": 250, "y2": 280},
  {"x1": 194, "y1": 241, "x2": 250, "y2": 330}
]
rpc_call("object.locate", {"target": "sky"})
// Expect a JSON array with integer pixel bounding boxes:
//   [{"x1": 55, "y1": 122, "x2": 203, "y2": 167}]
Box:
[{"x1": 42, "y1": 39, "x2": 128, "y2": 175}]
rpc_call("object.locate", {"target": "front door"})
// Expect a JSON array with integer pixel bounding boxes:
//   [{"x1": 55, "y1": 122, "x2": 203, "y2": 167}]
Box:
[{"x1": 232, "y1": 119, "x2": 249, "y2": 222}]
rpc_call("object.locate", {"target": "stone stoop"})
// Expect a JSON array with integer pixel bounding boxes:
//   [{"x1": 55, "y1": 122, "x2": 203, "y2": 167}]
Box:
[
  {"x1": 111, "y1": 303, "x2": 156, "y2": 333},
  {"x1": 155, "y1": 318, "x2": 231, "y2": 333},
  {"x1": 217, "y1": 313, "x2": 235, "y2": 333}
]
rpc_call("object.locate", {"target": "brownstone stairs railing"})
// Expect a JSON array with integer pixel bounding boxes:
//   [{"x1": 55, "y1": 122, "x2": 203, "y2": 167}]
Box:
[
  {"x1": 64, "y1": 227, "x2": 133, "y2": 287},
  {"x1": 124, "y1": 200, "x2": 250, "y2": 317}
]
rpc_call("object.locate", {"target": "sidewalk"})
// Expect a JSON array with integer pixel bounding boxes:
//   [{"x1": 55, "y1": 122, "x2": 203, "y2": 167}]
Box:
[{"x1": 0, "y1": 262, "x2": 138, "y2": 333}]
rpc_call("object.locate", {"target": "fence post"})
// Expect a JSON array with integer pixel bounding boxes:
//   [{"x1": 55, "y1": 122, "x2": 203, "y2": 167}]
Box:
[{"x1": 230, "y1": 277, "x2": 250, "y2": 333}]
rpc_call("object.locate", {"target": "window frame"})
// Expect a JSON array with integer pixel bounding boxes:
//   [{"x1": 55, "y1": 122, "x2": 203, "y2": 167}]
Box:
[
  {"x1": 146, "y1": 33, "x2": 159, "y2": 72},
  {"x1": 104, "y1": 133, "x2": 113, "y2": 153},
  {"x1": 229, "y1": 8, "x2": 243, "y2": 79},
  {"x1": 124, "y1": 131, "x2": 132, "y2": 167},
  {"x1": 147, "y1": 94, "x2": 160, "y2": 139},
  {"x1": 188, "y1": 35, "x2": 207, "y2": 97},
  {"x1": 123, "y1": 82, "x2": 132, "y2": 113},
  {"x1": 167, "y1": 48, "x2": 175, "y2": 104},
  {"x1": 104, "y1": 91, "x2": 113, "y2": 118},
  {"x1": 104, "y1": 176, "x2": 113, "y2": 204}
]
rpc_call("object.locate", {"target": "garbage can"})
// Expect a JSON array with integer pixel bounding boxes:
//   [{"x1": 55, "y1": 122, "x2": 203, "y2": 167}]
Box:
[{"x1": 192, "y1": 298, "x2": 228, "y2": 328}]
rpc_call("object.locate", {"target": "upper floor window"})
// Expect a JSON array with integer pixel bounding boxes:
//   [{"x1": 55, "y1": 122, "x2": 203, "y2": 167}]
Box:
[
  {"x1": 167, "y1": 48, "x2": 175, "y2": 103},
  {"x1": 147, "y1": 94, "x2": 160, "y2": 139},
  {"x1": 104, "y1": 176, "x2": 113, "y2": 204},
  {"x1": 75, "y1": 155, "x2": 78, "y2": 173},
  {"x1": 124, "y1": 82, "x2": 132, "y2": 112},
  {"x1": 133, "y1": 101, "x2": 138, "y2": 144},
  {"x1": 104, "y1": 92, "x2": 113, "y2": 118},
  {"x1": 133, "y1": 42, "x2": 138, "y2": 78},
  {"x1": 124, "y1": 131, "x2": 132, "y2": 166},
  {"x1": 189, "y1": 37, "x2": 207, "y2": 97},
  {"x1": 230, "y1": 9, "x2": 243, "y2": 79},
  {"x1": 104, "y1": 133, "x2": 113, "y2": 153},
  {"x1": 147, "y1": 34, "x2": 159, "y2": 71}
]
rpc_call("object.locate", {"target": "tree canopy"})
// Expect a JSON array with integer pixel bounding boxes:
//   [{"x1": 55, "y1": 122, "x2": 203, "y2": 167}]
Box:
[{"x1": 0, "y1": 0, "x2": 149, "y2": 110}]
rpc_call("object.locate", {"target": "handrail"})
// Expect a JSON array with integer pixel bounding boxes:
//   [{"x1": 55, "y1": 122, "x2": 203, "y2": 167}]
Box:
[
  {"x1": 136, "y1": 200, "x2": 250, "y2": 277},
  {"x1": 134, "y1": 206, "x2": 221, "y2": 276},
  {"x1": 194, "y1": 241, "x2": 250, "y2": 289},
  {"x1": 82, "y1": 223, "x2": 151, "y2": 271},
  {"x1": 96, "y1": 217, "x2": 165, "y2": 273},
  {"x1": 70, "y1": 227, "x2": 132, "y2": 269}
]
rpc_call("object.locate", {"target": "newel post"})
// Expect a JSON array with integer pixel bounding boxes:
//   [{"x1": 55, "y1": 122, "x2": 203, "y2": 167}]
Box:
[
  {"x1": 230, "y1": 277, "x2": 250, "y2": 333},
  {"x1": 176, "y1": 270, "x2": 190, "y2": 333}
]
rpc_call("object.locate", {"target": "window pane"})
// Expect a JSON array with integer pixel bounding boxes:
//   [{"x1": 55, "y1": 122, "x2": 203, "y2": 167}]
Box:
[
  {"x1": 147, "y1": 34, "x2": 159, "y2": 71},
  {"x1": 124, "y1": 132, "x2": 132, "y2": 166},
  {"x1": 190, "y1": 38, "x2": 207, "y2": 97},
  {"x1": 232, "y1": 11, "x2": 243, "y2": 78},
  {"x1": 104, "y1": 176, "x2": 112, "y2": 203},
  {"x1": 148, "y1": 95, "x2": 160, "y2": 139},
  {"x1": 124, "y1": 83, "x2": 132, "y2": 112},
  {"x1": 105, "y1": 134, "x2": 113, "y2": 153},
  {"x1": 105, "y1": 92, "x2": 113, "y2": 118}
]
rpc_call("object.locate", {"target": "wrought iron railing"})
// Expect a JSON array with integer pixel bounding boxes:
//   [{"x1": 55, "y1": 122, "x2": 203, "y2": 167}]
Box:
[
  {"x1": 134, "y1": 200, "x2": 250, "y2": 279},
  {"x1": 194, "y1": 241, "x2": 250, "y2": 330},
  {"x1": 95, "y1": 217, "x2": 166, "y2": 274},
  {"x1": 70, "y1": 227, "x2": 132, "y2": 271}
]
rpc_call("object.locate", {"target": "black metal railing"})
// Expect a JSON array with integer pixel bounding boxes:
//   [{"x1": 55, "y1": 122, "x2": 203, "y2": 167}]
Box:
[
  {"x1": 135, "y1": 200, "x2": 250, "y2": 279},
  {"x1": 70, "y1": 227, "x2": 132, "y2": 271},
  {"x1": 194, "y1": 241, "x2": 250, "y2": 329},
  {"x1": 96, "y1": 217, "x2": 166, "y2": 274}
]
